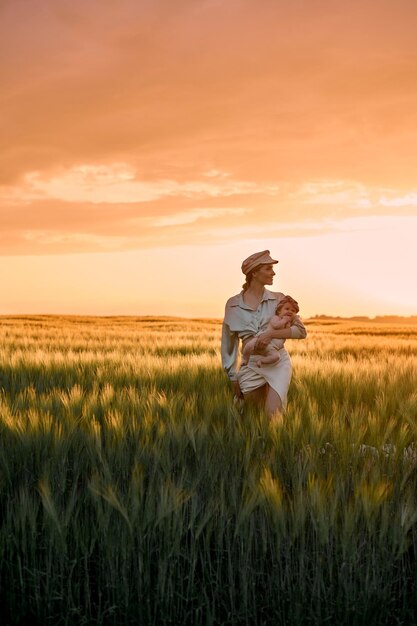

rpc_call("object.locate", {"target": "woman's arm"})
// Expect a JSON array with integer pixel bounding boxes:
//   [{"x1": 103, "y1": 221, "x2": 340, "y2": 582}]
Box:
[
  {"x1": 255, "y1": 316, "x2": 307, "y2": 350},
  {"x1": 221, "y1": 322, "x2": 243, "y2": 398},
  {"x1": 290, "y1": 315, "x2": 307, "y2": 339},
  {"x1": 221, "y1": 322, "x2": 240, "y2": 381}
]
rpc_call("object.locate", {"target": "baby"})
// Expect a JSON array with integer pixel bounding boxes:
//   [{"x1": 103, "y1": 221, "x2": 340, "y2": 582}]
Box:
[{"x1": 241, "y1": 295, "x2": 300, "y2": 367}]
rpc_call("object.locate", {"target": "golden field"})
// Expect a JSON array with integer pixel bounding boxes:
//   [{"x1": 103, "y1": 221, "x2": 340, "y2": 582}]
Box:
[{"x1": 0, "y1": 315, "x2": 416, "y2": 625}]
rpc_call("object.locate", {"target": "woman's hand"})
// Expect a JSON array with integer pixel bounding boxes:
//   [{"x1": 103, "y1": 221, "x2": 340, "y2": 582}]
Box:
[
  {"x1": 231, "y1": 380, "x2": 243, "y2": 399},
  {"x1": 254, "y1": 332, "x2": 272, "y2": 351},
  {"x1": 258, "y1": 326, "x2": 293, "y2": 343}
]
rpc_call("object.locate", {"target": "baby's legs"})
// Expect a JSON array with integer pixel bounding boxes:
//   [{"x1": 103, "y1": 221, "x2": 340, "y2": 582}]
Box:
[
  {"x1": 256, "y1": 349, "x2": 280, "y2": 367},
  {"x1": 241, "y1": 337, "x2": 258, "y2": 365}
]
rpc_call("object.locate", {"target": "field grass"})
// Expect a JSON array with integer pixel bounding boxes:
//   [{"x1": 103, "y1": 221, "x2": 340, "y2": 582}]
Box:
[{"x1": 0, "y1": 315, "x2": 417, "y2": 625}]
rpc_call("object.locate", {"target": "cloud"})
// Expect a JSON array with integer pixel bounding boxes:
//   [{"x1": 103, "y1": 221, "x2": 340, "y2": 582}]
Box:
[
  {"x1": 151, "y1": 208, "x2": 248, "y2": 227},
  {"x1": 293, "y1": 180, "x2": 417, "y2": 214},
  {"x1": 1, "y1": 0, "x2": 417, "y2": 256},
  {"x1": 1, "y1": 0, "x2": 417, "y2": 187},
  {"x1": 22, "y1": 230, "x2": 129, "y2": 250},
  {"x1": 294, "y1": 181, "x2": 372, "y2": 208},
  {"x1": 2, "y1": 163, "x2": 417, "y2": 256},
  {"x1": 379, "y1": 193, "x2": 417, "y2": 207},
  {"x1": 2, "y1": 164, "x2": 279, "y2": 205}
]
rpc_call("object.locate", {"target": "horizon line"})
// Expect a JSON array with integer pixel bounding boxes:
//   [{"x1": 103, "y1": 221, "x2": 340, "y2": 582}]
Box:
[{"x1": 1, "y1": 312, "x2": 417, "y2": 323}]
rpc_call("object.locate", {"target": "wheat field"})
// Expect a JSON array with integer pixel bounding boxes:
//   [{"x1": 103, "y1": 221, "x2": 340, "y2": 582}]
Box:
[{"x1": 0, "y1": 315, "x2": 416, "y2": 625}]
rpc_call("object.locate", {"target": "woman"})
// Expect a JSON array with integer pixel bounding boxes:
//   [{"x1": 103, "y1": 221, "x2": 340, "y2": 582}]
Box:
[{"x1": 221, "y1": 250, "x2": 307, "y2": 418}]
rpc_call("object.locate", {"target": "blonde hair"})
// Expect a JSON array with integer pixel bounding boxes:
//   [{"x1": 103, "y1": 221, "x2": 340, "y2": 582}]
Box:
[{"x1": 242, "y1": 269, "x2": 256, "y2": 292}]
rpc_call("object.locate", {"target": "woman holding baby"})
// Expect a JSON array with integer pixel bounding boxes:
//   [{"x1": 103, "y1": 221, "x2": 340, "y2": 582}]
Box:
[{"x1": 221, "y1": 250, "x2": 307, "y2": 419}]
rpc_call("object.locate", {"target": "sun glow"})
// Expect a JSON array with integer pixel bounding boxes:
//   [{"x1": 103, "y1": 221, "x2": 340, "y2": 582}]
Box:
[{"x1": 1, "y1": 0, "x2": 417, "y2": 317}]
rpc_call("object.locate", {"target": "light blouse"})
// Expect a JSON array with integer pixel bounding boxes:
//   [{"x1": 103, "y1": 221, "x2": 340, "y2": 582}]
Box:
[{"x1": 221, "y1": 289, "x2": 307, "y2": 381}]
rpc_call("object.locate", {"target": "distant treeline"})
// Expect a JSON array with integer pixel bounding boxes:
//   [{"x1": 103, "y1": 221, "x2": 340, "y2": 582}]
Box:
[{"x1": 309, "y1": 314, "x2": 417, "y2": 324}]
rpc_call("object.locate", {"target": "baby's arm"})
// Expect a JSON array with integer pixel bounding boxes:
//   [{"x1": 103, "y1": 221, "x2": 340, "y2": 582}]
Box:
[
  {"x1": 254, "y1": 314, "x2": 295, "y2": 351},
  {"x1": 269, "y1": 314, "x2": 293, "y2": 330},
  {"x1": 241, "y1": 336, "x2": 258, "y2": 364}
]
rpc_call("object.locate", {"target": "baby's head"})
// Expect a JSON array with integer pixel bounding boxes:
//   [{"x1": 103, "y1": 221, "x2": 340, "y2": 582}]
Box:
[{"x1": 276, "y1": 295, "x2": 299, "y2": 318}]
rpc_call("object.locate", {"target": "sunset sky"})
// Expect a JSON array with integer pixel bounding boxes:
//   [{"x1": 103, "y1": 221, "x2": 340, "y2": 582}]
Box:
[{"x1": 1, "y1": 0, "x2": 417, "y2": 318}]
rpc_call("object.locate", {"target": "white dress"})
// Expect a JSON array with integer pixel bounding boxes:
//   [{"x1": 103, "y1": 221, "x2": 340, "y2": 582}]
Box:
[
  {"x1": 237, "y1": 349, "x2": 293, "y2": 406},
  {"x1": 221, "y1": 289, "x2": 307, "y2": 407}
]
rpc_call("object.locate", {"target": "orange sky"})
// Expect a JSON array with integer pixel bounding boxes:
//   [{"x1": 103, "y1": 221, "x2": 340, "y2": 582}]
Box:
[{"x1": 1, "y1": 0, "x2": 417, "y2": 317}]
